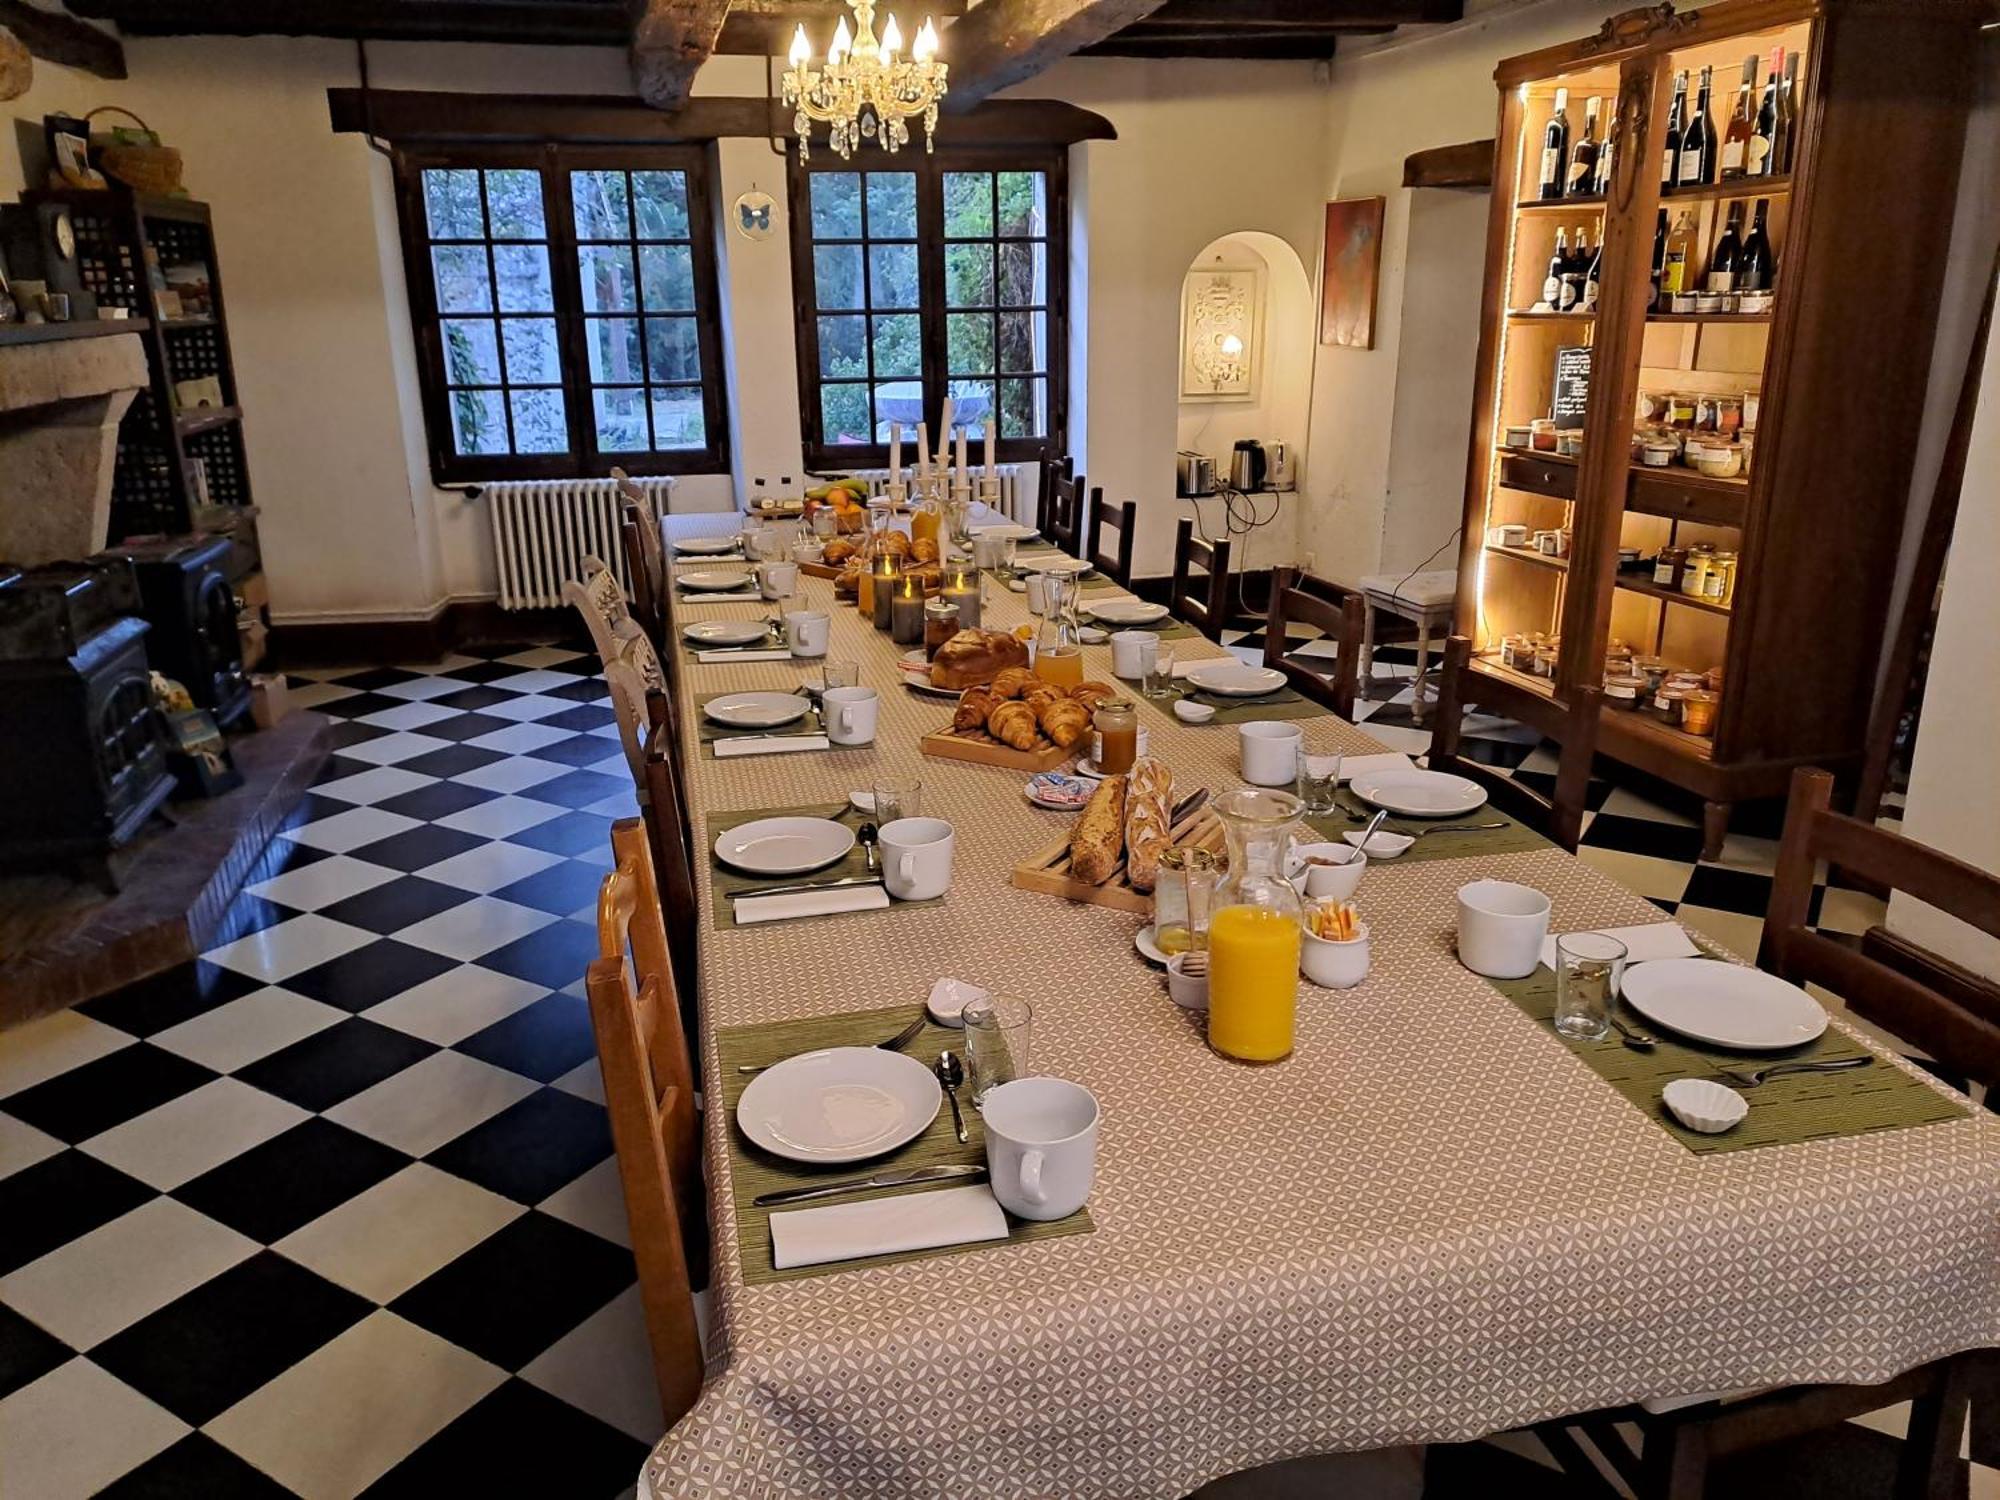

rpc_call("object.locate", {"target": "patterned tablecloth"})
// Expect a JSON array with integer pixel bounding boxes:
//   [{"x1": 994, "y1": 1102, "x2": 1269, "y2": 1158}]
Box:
[{"x1": 645, "y1": 517, "x2": 2000, "y2": 1500}]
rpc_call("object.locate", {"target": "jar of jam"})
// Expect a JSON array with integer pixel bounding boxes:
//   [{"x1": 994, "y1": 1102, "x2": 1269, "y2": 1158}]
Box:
[
  {"x1": 1715, "y1": 395, "x2": 1743, "y2": 438},
  {"x1": 1603, "y1": 673, "x2": 1647, "y2": 710},
  {"x1": 1092, "y1": 698, "x2": 1139, "y2": 775},
  {"x1": 1632, "y1": 655, "x2": 1670, "y2": 694},
  {"x1": 1655, "y1": 687, "x2": 1692, "y2": 725},
  {"x1": 1666, "y1": 393, "x2": 1697, "y2": 430},
  {"x1": 1681, "y1": 544, "x2": 1716, "y2": 598},
  {"x1": 1693, "y1": 393, "x2": 1721, "y2": 433},
  {"x1": 1653, "y1": 545, "x2": 1688, "y2": 590},
  {"x1": 1681, "y1": 689, "x2": 1720, "y2": 736},
  {"x1": 1708, "y1": 550, "x2": 1738, "y2": 606},
  {"x1": 923, "y1": 597, "x2": 962, "y2": 660},
  {"x1": 1532, "y1": 644, "x2": 1559, "y2": 678}
]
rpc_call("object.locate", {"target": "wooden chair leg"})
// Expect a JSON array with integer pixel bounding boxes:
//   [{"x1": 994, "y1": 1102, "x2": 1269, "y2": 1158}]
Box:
[
  {"x1": 1968, "y1": 1349, "x2": 2000, "y2": 1469},
  {"x1": 1641, "y1": 1421, "x2": 1708, "y2": 1500},
  {"x1": 1897, "y1": 1357, "x2": 1973, "y2": 1500},
  {"x1": 1333, "y1": 595, "x2": 1365, "y2": 722},
  {"x1": 1427, "y1": 635, "x2": 1471, "y2": 775}
]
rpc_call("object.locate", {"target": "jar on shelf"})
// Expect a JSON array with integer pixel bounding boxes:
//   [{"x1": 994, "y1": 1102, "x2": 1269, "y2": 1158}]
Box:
[
  {"x1": 1704, "y1": 664, "x2": 1725, "y2": 692},
  {"x1": 1532, "y1": 643, "x2": 1559, "y2": 678},
  {"x1": 1500, "y1": 634, "x2": 1530, "y2": 669},
  {"x1": 1665, "y1": 393, "x2": 1697, "y2": 429},
  {"x1": 1693, "y1": 394, "x2": 1721, "y2": 432},
  {"x1": 1603, "y1": 673, "x2": 1647, "y2": 710},
  {"x1": 1715, "y1": 395, "x2": 1744, "y2": 438},
  {"x1": 1632, "y1": 655, "x2": 1671, "y2": 694},
  {"x1": 1653, "y1": 545, "x2": 1688, "y2": 590},
  {"x1": 1654, "y1": 687, "x2": 1692, "y2": 726},
  {"x1": 1706, "y1": 549, "x2": 1738, "y2": 605},
  {"x1": 1680, "y1": 544, "x2": 1716, "y2": 598},
  {"x1": 1530, "y1": 419, "x2": 1560, "y2": 452},
  {"x1": 1680, "y1": 690, "x2": 1720, "y2": 736}
]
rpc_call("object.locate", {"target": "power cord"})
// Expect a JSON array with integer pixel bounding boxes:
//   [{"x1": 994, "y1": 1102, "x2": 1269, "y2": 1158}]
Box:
[{"x1": 1376, "y1": 526, "x2": 1463, "y2": 612}]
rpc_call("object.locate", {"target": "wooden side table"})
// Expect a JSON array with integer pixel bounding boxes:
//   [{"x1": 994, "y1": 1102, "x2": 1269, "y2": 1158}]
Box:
[{"x1": 1356, "y1": 570, "x2": 1458, "y2": 724}]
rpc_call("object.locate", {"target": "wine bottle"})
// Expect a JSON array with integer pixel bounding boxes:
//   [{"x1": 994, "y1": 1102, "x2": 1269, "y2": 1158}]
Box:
[
  {"x1": 1748, "y1": 48, "x2": 1783, "y2": 177},
  {"x1": 1583, "y1": 227, "x2": 1605, "y2": 312},
  {"x1": 1707, "y1": 202, "x2": 1744, "y2": 294},
  {"x1": 1543, "y1": 227, "x2": 1570, "y2": 308},
  {"x1": 1662, "y1": 71, "x2": 1688, "y2": 192},
  {"x1": 1661, "y1": 210, "x2": 1697, "y2": 298},
  {"x1": 1567, "y1": 96, "x2": 1602, "y2": 196},
  {"x1": 1593, "y1": 117, "x2": 1616, "y2": 195},
  {"x1": 1738, "y1": 199, "x2": 1778, "y2": 292},
  {"x1": 1559, "y1": 225, "x2": 1589, "y2": 311},
  {"x1": 1720, "y1": 56, "x2": 1757, "y2": 178},
  {"x1": 1539, "y1": 88, "x2": 1570, "y2": 201},
  {"x1": 1779, "y1": 52, "x2": 1800, "y2": 173},
  {"x1": 1679, "y1": 65, "x2": 1716, "y2": 187},
  {"x1": 1648, "y1": 208, "x2": 1669, "y2": 310}
]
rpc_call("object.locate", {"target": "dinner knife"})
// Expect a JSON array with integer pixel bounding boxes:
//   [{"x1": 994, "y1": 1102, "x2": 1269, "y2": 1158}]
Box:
[
  {"x1": 754, "y1": 1163, "x2": 987, "y2": 1208},
  {"x1": 733, "y1": 874, "x2": 883, "y2": 901}
]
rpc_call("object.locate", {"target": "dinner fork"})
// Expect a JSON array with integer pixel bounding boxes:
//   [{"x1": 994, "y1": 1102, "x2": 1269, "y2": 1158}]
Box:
[
  {"x1": 1717, "y1": 1056, "x2": 1874, "y2": 1088},
  {"x1": 736, "y1": 1012, "x2": 927, "y2": 1074}
]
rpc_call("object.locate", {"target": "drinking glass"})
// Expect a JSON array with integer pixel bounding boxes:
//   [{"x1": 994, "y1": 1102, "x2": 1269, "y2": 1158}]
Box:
[
  {"x1": 820, "y1": 660, "x2": 859, "y2": 692},
  {"x1": 1295, "y1": 752, "x2": 1343, "y2": 816},
  {"x1": 872, "y1": 776, "x2": 922, "y2": 825},
  {"x1": 998, "y1": 537, "x2": 1019, "y2": 580},
  {"x1": 812, "y1": 508, "x2": 837, "y2": 539},
  {"x1": 1143, "y1": 642, "x2": 1179, "y2": 699},
  {"x1": 1553, "y1": 932, "x2": 1628, "y2": 1041},
  {"x1": 962, "y1": 993, "x2": 1034, "y2": 1104},
  {"x1": 1153, "y1": 847, "x2": 1217, "y2": 956}
]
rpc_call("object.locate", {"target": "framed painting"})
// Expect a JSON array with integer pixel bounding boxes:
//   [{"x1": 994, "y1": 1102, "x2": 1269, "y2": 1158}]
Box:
[{"x1": 1319, "y1": 197, "x2": 1384, "y2": 349}]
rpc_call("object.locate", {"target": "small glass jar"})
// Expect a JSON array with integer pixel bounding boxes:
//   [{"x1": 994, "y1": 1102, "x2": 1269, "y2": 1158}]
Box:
[
  {"x1": 1693, "y1": 393, "x2": 1721, "y2": 432},
  {"x1": 1500, "y1": 634, "x2": 1530, "y2": 669},
  {"x1": 1708, "y1": 549, "x2": 1738, "y2": 605},
  {"x1": 1152, "y1": 847, "x2": 1217, "y2": 958},
  {"x1": 1532, "y1": 643, "x2": 1559, "y2": 678},
  {"x1": 1680, "y1": 544, "x2": 1716, "y2": 599},
  {"x1": 1666, "y1": 393, "x2": 1697, "y2": 430},
  {"x1": 1603, "y1": 673, "x2": 1647, "y2": 710},
  {"x1": 1653, "y1": 545, "x2": 1688, "y2": 590},
  {"x1": 1655, "y1": 687, "x2": 1692, "y2": 725},
  {"x1": 924, "y1": 596, "x2": 961, "y2": 660},
  {"x1": 1680, "y1": 689, "x2": 1720, "y2": 736},
  {"x1": 1092, "y1": 698, "x2": 1139, "y2": 775},
  {"x1": 1632, "y1": 655, "x2": 1671, "y2": 694},
  {"x1": 1530, "y1": 419, "x2": 1560, "y2": 452},
  {"x1": 1715, "y1": 395, "x2": 1744, "y2": 438}
]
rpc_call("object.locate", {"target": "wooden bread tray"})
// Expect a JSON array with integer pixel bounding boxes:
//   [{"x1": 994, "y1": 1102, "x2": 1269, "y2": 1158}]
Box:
[
  {"x1": 1010, "y1": 800, "x2": 1227, "y2": 913},
  {"x1": 800, "y1": 561, "x2": 845, "y2": 580},
  {"x1": 920, "y1": 725, "x2": 1071, "y2": 772}
]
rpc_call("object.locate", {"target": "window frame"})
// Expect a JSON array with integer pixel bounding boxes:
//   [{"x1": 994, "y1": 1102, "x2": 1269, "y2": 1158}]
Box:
[
  {"x1": 787, "y1": 146, "x2": 1069, "y2": 471},
  {"x1": 391, "y1": 141, "x2": 732, "y2": 484}
]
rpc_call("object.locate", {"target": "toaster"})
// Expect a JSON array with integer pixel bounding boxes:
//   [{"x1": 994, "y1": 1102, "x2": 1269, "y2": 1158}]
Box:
[{"x1": 1176, "y1": 451, "x2": 1215, "y2": 497}]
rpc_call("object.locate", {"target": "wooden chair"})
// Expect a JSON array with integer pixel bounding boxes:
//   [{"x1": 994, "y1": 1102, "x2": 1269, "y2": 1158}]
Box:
[
  {"x1": 1427, "y1": 635, "x2": 1599, "y2": 853},
  {"x1": 640, "y1": 687, "x2": 701, "y2": 1043},
  {"x1": 586, "y1": 817, "x2": 706, "y2": 1426},
  {"x1": 1261, "y1": 569, "x2": 1365, "y2": 721},
  {"x1": 620, "y1": 503, "x2": 669, "y2": 648},
  {"x1": 1038, "y1": 457, "x2": 1088, "y2": 559},
  {"x1": 562, "y1": 555, "x2": 628, "y2": 671},
  {"x1": 1169, "y1": 517, "x2": 1234, "y2": 641},
  {"x1": 1085, "y1": 495, "x2": 1137, "y2": 589},
  {"x1": 1531, "y1": 767, "x2": 1999, "y2": 1497}
]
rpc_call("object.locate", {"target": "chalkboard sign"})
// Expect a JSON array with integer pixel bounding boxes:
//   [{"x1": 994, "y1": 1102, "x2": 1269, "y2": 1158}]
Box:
[{"x1": 1551, "y1": 345, "x2": 1592, "y2": 430}]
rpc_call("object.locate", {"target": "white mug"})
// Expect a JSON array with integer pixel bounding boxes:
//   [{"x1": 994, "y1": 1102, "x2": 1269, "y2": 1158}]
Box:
[
  {"x1": 878, "y1": 816, "x2": 954, "y2": 901},
  {"x1": 980, "y1": 1077, "x2": 1098, "y2": 1221},
  {"x1": 1455, "y1": 879, "x2": 1553, "y2": 979},
  {"x1": 1109, "y1": 630, "x2": 1157, "y2": 681},
  {"x1": 822, "y1": 685, "x2": 878, "y2": 746},
  {"x1": 786, "y1": 610, "x2": 830, "y2": 659},
  {"x1": 1239, "y1": 721, "x2": 1303, "y2": 788},
  {"x1": 758, "y1": 561, "x2": 799, "y2": 600}
]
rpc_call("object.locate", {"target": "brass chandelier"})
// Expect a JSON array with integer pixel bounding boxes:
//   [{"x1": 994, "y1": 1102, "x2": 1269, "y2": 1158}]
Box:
[{"x1": 782, "y1": 0, "x2": 947, "y2": 161}]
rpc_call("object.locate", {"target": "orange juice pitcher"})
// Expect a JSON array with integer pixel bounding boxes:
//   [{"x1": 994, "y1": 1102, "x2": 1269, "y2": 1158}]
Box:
[{"x1": 1206, "y1": 789, "x2": 1304, "y2": 1063}]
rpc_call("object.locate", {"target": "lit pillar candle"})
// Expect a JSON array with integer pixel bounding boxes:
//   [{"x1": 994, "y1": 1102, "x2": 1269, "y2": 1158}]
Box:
[
  {"x1": 983, "y1": 414, "x2": 996, "y2": 478},
  {"x1": 943, "y1": 566, "x2": 981, "y2": 630},
  {"x1": 889, "y1": 422, "x2": 902, "y2": 487},
  {"x1": 872, "y1": 556, "x2": 899, "y2": 630},
  {"x1": 891, "y1": 574, "x2": 926, "y2": 644}
]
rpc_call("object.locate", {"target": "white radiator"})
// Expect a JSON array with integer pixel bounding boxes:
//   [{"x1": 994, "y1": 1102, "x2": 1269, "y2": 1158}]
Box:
[
  {"x1": 487, "y1": 477, "x2": 675, "y2": 610},
  {"x1": 841, "y1": 463, "x2": 1032, "y2": 525}
]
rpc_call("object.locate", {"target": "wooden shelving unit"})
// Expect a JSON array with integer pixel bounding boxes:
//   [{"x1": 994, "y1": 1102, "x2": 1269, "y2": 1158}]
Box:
[
  {"x1": 1455, "y1": 0, "x2": 1987, "y2": 857},
  {"x1": 24, "y1": 190, "x2": 255, "y2": 548}
]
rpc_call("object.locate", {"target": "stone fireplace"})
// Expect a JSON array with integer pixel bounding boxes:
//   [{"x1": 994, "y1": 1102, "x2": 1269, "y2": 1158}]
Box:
[{"x1": 0, "y1": 329, "x2": 148, "y2": 563}]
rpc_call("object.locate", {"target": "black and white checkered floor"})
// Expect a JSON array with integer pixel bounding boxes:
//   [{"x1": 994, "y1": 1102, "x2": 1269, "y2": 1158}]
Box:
[{"x1": 0, "y1": 634, "x2": 1959, "y2": 1499}]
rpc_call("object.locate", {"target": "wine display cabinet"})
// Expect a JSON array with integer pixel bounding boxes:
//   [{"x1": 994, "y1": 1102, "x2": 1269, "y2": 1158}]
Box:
[{"x1": 1455, "y1": 0, "x2": 1986, "y2": 857}]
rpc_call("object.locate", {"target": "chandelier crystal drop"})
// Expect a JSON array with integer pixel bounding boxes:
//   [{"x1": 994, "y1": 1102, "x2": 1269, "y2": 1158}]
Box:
[{"x1": 782, "y1": 0, "x2": 947, "y2": 162}]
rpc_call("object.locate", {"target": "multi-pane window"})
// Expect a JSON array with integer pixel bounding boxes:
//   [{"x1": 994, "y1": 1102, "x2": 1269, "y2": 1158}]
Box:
[
  {"x1": 790, "y1": 151, "x2": 1066, "y2": 468},
  {"x1": 394, "y1": 145, "x2": 728, "y2": 482}
]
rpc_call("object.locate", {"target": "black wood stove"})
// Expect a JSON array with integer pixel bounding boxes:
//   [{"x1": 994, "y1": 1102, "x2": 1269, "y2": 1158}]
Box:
[
  {"x1": 101, "y1": 536, "x2": 250, "y2": 727},
  {"x1": 0, "y1": 560, "x2": 175, "y2": 866}
]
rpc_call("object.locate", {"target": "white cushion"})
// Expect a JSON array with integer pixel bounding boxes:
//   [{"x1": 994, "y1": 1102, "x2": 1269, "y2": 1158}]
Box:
[{"x1": 1358, "y1": 570, "x2": 1458, "y2": 608}]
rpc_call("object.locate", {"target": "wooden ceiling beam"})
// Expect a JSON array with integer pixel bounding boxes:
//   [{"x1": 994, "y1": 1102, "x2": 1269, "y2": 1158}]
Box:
[
  {"x1": 1082, "y1": 33, "x2": 1345, "y2": 57},
  {"x1": 66, "y1": 0, "x2": 628, "y2": 44},
  {"x1": 1402, "y1": 137, "x2": 1494, "y2": 189},
  {"x1": 629, "y1": 0, "x2": 731, "y2": 108},
  {"x1": 1148, "y1": 0, "x2": 1458, "y2": 21},
  {"x1": 941, "y1": 0, "x2": 1177, "y2": 109},
  {"x1": 0, "y1": 0, "x2": 126, "y2": 77}
]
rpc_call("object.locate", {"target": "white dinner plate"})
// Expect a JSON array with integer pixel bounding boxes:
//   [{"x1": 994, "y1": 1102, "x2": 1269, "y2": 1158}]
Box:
[
  {"x1": 673, "y1": 535, "x2": 740, "y2": 555},
  {"x1": 704, "y1": 691, "x2": 811, "y2": 729},
  {"x1": 897, "y1": 650, "x2": 963, "y2": 698},
  {"x1": 969, "y1": 522, "x2": 1036, "y2": 540},
  {"x1": 711, "y1": 815, "x2": 854, "y2": 876},
  {"x1": 1088, "y1": 599, "x2": 1170, "y2": 626},
  {"x1": 678, "y1": 569, "x2": 755, "y2": 592},
  {"x1": 683, "y1": 619, "x2": 771, "y2": 646},
  {"x1": 1020, "y1": 555, "x2": 1092, "y2": 577},
  {"x1": 736, "y1": 1047, "x2": 942, "y2": 1164},
  {"x1": 1182, "y1": 662, "x2": 1285, "y2": 698},
  {"x1": 1620, "y1": 958, "x2": 1829, "y2": 1051},
  {"x1": 1349, "y1": 768, "x2": 1488, "y2": 818}
]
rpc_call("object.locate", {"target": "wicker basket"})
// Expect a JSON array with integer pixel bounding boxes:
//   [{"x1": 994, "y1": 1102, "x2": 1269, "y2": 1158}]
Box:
[{"x1": 88, "y1": 106, "x2": 184, "y2": 196}]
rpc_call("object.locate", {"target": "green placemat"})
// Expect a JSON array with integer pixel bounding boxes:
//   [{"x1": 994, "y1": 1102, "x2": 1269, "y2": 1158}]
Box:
[
  {"x1": 1488, "y1": 960, "x2": 1968, "y2": 1154},
  {"x1": 1138, "y1": 681, "x2": 1325, "y2": 725},
  {"x1": 705, "y1": 803, "x2": 941, "y2": 928},
  {"x1": 695, "y1": 693, "x2": 824, "y2": 760},
  {"x1": 676, "y1": 579, "x2": 763, "y2": 600},
  {"x1": 1303, "y1": 789, "x2": 1551, "y2": 864},
  {"x1": 717, "y1": 1004, "x2": 1095, "y2": 1284},
  {"x1": 1087, "y1": 616, "x2": 1200, "y2": 641}
]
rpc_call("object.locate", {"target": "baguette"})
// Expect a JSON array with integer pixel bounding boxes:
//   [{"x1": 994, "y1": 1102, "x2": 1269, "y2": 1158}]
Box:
[
  {"x1": 1068, "y1": 775, "x2": 1128, "y2": 884},
  {"x1": 1123, "y1": 757, "x2": 1173, "y2": 893}
]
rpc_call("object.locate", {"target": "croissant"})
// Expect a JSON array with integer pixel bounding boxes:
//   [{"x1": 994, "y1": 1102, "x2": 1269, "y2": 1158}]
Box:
[
  {"x1": 1021, "y1": 685, "x2": 1062, "y2": 717},
  {"x1": 954, "y1": 687, "x2": 996, "y2": 732},
  {"x1": 987, "y1": 699, "x2": 1040, "y2": 751},
  {"x1": 990, "y1": 665, "x2": 1039, "y2": 700},
  {"x1": 1069, "y1": 681, "x2": 1117, "y2": 710},
  {"x1": 878, "y1": 531, "x2": 913, "y2": 559},
  {"x1": 910, "y1": 536, "x2": 941, "y2": 563},
  {"x1": 1040, "y1": 696, "x2": 1091, "y2": 750},
  {"x1": 834, "y1": 566, "x2": 861, "y2": 598},
  {"x1": 823, "y1": 537, "x2": 860, "y2": 566}
]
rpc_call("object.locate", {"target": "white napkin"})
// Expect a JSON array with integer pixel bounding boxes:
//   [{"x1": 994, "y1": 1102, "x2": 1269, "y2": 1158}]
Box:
[
  {"x1": 696, "y1": 649, "x2": 792, "y2": 664},
  {"x1": 1540, "y1": 921, "x2": 1701, "y2": 972},
  {"x1": 769, "y1": 1184, "x2": 1008, "y2": 1269},
  {"x1": 1337, "y1": 752, "x2": 1417, "y2": 782},
  {"x1": 712, "y1": 734, "x2": 832, "y2": 758},
  {"x1": 734, "y1": 883, "x2": 890, "y2": 925}
]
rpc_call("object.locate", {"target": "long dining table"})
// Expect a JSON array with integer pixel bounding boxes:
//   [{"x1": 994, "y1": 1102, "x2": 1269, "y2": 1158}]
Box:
[{"x1": 644, "y1": 512, "x2": 2000, "y2": 1500}]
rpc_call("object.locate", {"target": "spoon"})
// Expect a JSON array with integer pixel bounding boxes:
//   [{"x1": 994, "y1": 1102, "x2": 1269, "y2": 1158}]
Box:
[
  {"x1": 1719, "y1": 1055, "x2": 1874, "y2": 1088},
  {"x1": 1353, "y1": 809, "x2": 1390, "y2": 851},
  {"x1": 1607, "y1": 1010, "x2": 1657, "y2": 1051},
  {"x1": 937, "y1": 1051, "x2": 968, "y2": 1143},
  {"x1": 859, "y1": 822, "x2": 880, "y2": 873}
]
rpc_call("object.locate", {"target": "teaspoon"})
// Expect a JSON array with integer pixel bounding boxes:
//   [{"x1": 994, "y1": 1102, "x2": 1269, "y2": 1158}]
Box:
[{"x1": 936, "y1": 1051, "x2": 968, "y2": 1144}]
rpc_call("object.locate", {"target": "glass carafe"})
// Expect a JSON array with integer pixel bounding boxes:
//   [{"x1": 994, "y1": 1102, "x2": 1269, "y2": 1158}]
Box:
[
  {"x1": 1206, "y1": 788, "x2": 1304, "y2": 1064},
  {"x1": 1035, "y1": 574, "x2": 1085, "y2": 688}
]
